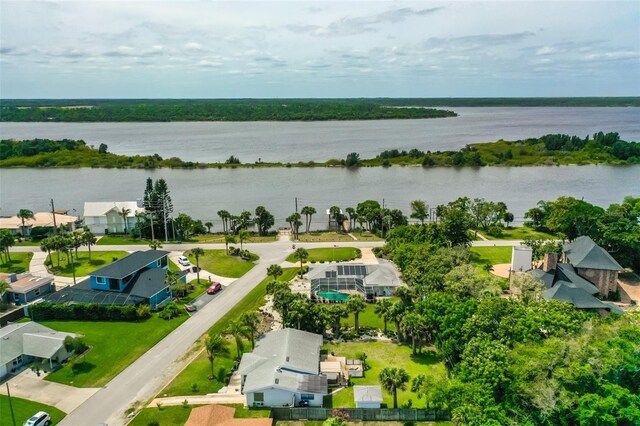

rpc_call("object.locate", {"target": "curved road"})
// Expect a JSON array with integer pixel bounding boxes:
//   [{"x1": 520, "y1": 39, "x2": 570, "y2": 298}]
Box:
[{"x1": 11, "y1": 239, "x2": 521, "y2": 425}]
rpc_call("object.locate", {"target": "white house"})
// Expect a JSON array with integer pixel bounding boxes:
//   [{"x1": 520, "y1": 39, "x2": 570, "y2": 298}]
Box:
[
  {"x1": 0, "y1": 322, "x2": 77, "y2": 379},
  {"x1": 238, "y1": 328, "x2": 328, "y2": 407},
  {"x1": 83, "y1": 201, "x2": 145, "y2": 234}
]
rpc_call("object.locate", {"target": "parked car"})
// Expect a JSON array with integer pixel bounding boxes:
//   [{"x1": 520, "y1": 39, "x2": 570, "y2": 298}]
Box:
[
  {"x1": 184, "y1": 303, "x2": 197, "y2": 312},
  {"x1": 23, "y1": 412, "x2": 51, "y2": 426},
  {"x1": 177, "y1": 256, "x2": 191, "y2": 266},
  {"x1": 207, "y1": 282, "x2": 223, "y2": 294}
]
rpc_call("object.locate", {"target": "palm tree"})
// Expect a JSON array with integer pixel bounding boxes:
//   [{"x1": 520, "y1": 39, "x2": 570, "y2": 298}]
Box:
[
  {"x1": 326, "y1": 303, "x2": 348, "y2": 337},
  {"x1": 224, "y1": 234, "x2": 236, "y2": 255},
  {"x1": 329, "y1": 206, "x2": 342, "y2": 232},
  {"x1": 401, "y1": 312, "x2": 426, "y2": 355},
  {"x1": 293, "y1": 247, "x2": 308, "y2": 275},
  {"x1": 241, "y1": 311, "x2": 260, "y2": 349},
  {"x1": 267, "y1": 264, "x2": 283, "y2": 281},
  {"x1": 410, "y1": 200, "x2": 429, "y2": 224},
  {"x1": 0, "y1": 230, "x2": 14, "y2": 263},
  {"x1": 374, "y1": 298, "x2": 392, "y2": 334},
  {"x1": 119, "y1": 207, "x2": 132, "y2": 233},
  {"x1": 288, "y1": 297, "x2": 308, "y2": 330},
  {"x1": 300, "y1": 206, "x2": 316, "y2": 233},
  {"x1": 379, "y1": 367, "x2": 410, "y2": 408},
  {"x1": 238, "y1": 229, "x2": 249, "y2": 251},
  {"x1": 387, "y1": 301, "x2": 405, "y2": 341},
  {"x1": 190, "y1": 247, "x2": 205, "y2": 283},
  {"x1": 345, "y1": 207, "x2": 357, "y2": 231},
  {"x1": 346, "y1": 294, "x2": 366, "y2": 334},
  {"x1": 70, "y1": 232, "x2": 83, "y2": 259},
  {"x1": 204, "y1": 334, "x2": 227, "y2": 380},
  {"x1": 204, "y1": 221, "x2": 213, "y2": 234},
  {"x1": 17, "y1": 209, "x2": 35, "y2": 237},
  {"x1": 226, "y1": 319, "x2": 249, "y2": 360},
  {"x1": 164, "y1": 269, "x2": 183, "y2": 296},
  {"x1": 0, "y1": 280, "x2": 9, "y2": 301},
  {"x1": 217, "y1": 210, "x2": 231, "y2": 234},
  {"x1": 82, "y1": 231, "x2": 97, "y2": 260},
  {"x1": 149, "y1": 240, "x2": 163, "y2": 250}
]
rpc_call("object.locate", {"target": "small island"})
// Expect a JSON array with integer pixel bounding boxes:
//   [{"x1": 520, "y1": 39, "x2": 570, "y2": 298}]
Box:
[{"x1": 1, "y1": 132, "x2": 638, "y2": 169}]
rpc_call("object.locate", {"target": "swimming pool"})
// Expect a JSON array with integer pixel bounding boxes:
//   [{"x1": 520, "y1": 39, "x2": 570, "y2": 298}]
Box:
[{"x1": 317, "y1": 291, "x2": 350, "y2": 302}]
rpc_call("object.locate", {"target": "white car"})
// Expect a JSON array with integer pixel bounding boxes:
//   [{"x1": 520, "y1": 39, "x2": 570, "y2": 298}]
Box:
[
  {"x1": 177, "y1": 255, "x2": 191, "y2": 266},
  {"x1": 24, "y1": 411, "x2": 51, "y2": 426}
]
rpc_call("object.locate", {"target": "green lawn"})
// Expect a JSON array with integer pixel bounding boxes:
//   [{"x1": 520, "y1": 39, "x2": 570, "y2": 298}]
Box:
[
  {"x1": 43, "y1": 314, "x2": 187, "y2": 387},
  {"x1": 298, "y1": 231, "x2": 383, "y2": 242},
  {"x1": 324, "y1": 341, "x2": 448, "y2": 409},
  {"x1": 187, "y1": 249, "x2": 257, "y2": 278},
  {"x1": 480, "y1": 226, "x2": 557, "y2": 241},
  {"x1": 14, "y1": 240, "x2": 43, "y2": 246},
  {"x1": 97, "y1": 234, "x2": 277, "y2": 246},
  {"x1": 190, "y1": 234, "x2": 277, "y2": 243},
  {"x1": 0, "y1": 252, "x2": 33, "y2": 273},
  {"x1": 0, "y1": 395, "x2": 66, "y2": 426},
  {"x1": 96, "y1": 235, "x2": 148, "y2": 245},
  {"x1": 160, "y1": 268, "x2": 298, "y2": 397},
  {"x1": 176, "y1": 279, "x2": 211, "y2": 305},
  {"x1": 169, "y1": 259, "x2": 180, "y2": 272},
  {"x1": 129, "y1": 404, "x2": 270, "y2": 426},
  {"x1": 45, "y1": 251, "x2": 128, "y2": 277},
  {"x1": 286, "y1": 247, "x2": 359, "y2": 263},
  {"x1": 342, "y1": 303, "x2": 396, "y2": 333},
  {"x1": 469, "y1": 246, "x2": 512, "y2": 265}
]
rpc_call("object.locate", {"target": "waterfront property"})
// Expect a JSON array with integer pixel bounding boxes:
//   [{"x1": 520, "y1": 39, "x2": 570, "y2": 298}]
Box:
[
  {"x1": 0, "y1": 272, "x2": 55, "y2": 305},
  {"x1": 562, "y1": 235, "x2": 623, "y2": 296},
  {"x1": 309, "y1": 263, "x2": 400, "y2": 301},
  {"x1": 0, "y1": 321, "x2": 77, "y2": 379},
  {"x1": 0, "y1": 211, "x2": 78, "y2": 236},
  {"x1": 44, "y1": 250, "x2": 186, "y2": 309},
  {"x1": 83, "y1": 201, "x2": 145, "y2": 234},
  {"x1": 238, "y1": 328, "x2": 328, "y2": 407}
]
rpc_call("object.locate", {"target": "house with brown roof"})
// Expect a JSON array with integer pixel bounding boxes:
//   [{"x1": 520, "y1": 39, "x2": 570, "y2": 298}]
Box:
[{"x1": 0, "y1": 272, "x2": 55, "y2": 305}]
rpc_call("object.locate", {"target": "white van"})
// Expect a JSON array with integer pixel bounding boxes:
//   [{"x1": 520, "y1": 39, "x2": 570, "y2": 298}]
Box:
[
  {"x1": 23, "y1": 411, "x2": 51, "y2": 426},
  {"x1": 177, "y1": 256, "x2": 191, "y2": 266}
]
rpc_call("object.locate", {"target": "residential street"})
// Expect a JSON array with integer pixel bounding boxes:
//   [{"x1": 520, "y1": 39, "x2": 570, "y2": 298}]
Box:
[{"x1": 9, "y1": 238, "x2": 525, "y2": 425}]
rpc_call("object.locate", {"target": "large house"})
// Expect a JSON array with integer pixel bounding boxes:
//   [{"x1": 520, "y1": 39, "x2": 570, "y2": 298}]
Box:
[
  {"x1": 0, "y1": 272, "x2": 55, "y2": 305},
  {"x1": 0, "y1": 212, "x2": 78, "y2": 236},
  {"x1": 308, "y1": 263, "x2": 400, "y2": 301},
  {"x1": 44, "y1": 250, "x2": 185, "y2": 309},
  {"x1": 562, "y1": 236, "x2": 623, "y2": 296},
  {"x1": 238, "y1": 328, "x2": 328, "y2": 407},
  {"x1": 0, "y1": 322, "x2": 77, "y2": 379},
  {"x1": 83, "y1": 201, "x2": 145, "y2": 234}
]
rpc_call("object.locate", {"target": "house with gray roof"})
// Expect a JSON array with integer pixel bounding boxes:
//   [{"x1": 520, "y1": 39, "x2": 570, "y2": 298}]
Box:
[
  {"x1": 308, "y1": 263, "x2": 400, "y2": 301},
  {"x1": 563, "y1": 236, "x2": 623, "y2": 296},
  {"x1": 0, "y1": 322, "x2": 77, "y2": 379},
  {"x1": 238, "y1": 328, "x2": 327, "y2": 407}
]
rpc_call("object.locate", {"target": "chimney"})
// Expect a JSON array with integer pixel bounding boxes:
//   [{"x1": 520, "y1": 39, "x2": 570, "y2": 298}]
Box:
[{"x1": 543, "y1": 252, "x2": 558, "y2": 272}]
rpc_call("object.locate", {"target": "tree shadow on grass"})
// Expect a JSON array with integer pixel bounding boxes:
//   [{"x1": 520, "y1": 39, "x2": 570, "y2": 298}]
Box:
[
  {"x1": 409, "y1": 348, "x2": 442, "y2": 366},
  {"x1": 70, "y1": 361, "x2": 97, "y2": 375}
]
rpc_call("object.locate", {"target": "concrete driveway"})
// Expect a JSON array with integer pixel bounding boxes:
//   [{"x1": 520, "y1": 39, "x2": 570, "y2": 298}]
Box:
[{"x1": 0, "y1": 370, "x2": 100, "y2": 414}]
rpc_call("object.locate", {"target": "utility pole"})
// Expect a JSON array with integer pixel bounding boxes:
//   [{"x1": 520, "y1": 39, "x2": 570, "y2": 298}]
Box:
[
  {"x1": 295, "y1": 197, "x2": 298, "y2": 213},
  {"x1": 50, "y1": 199, "x2": 58, "y2": 231},
  {"x1": 6, "y1": 382, "x2": 16, "y2": 426},
  {"x1": 162, "y1": 196, "x2": 169, "y2": 243},
  {"x1": 149, "y1": 214, "x2": 155, "y2": 241},
  {"x1": 70, "y1": 248, "x2": 77, "y2": 286}
]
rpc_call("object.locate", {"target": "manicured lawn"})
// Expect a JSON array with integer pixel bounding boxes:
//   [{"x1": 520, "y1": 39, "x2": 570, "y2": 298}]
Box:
[
  {"x1": 0, "y1": 395, "x2": 66, "y2": 426},
  {"x1": 298, "y1": 231, "x2": 383, "y2": 242},
  {"x1": 286, "y1": 247, "x2": 359, "y2": 263},
  {"x1": 43, "y1": 314, "x2": 187, "y2": 387},
  {"x1": 0, "y1": 252, "x2": 33, "y2": 273},
  {"x1": 480, "y1": 226, "x2": 557, "y2": 241},
  {"x1": 324, "y1": 341, "x2": 448, "y2": 409},
  {"x1": 45, "y1": 251, "x2": 128, "y2": 277},
  {"x1": 169, "y1": 259, "x2": 180, "y2": 272},
  {"x1": 469, "y1": 246, "x2": 512, "y2": 265},
  {"x1": 176, "y1": 279, "x2": 211, "y2": 305},
  {"x1": 14, "y1": 240, "x2": 43, "y2": 246},
  {"x1": 160, "y1": 268, "x2": 298, "y2": 397},
  {"x1": 342, "y1": 302, "x2": 396, "y2": 333},
  {"x1": 96, "y1": 235, "x2": 148, "y2": 245},
  {"x1": 97, "y1": 234, "x2": 277, "y2": 246},
  {"x1": 190, "y1": 234, "x2": 277, "y2": 243},
  {"x1": 187, "y1": 249, "x2": 257, "y2": 278}
]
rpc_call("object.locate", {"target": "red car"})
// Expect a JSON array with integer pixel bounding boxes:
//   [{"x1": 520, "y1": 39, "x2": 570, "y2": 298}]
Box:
[{"x1": 207, "y1": 283, "x2": 223, "y2": 294}]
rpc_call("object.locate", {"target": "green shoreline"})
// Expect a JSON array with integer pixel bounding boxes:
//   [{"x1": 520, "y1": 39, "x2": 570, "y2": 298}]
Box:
[{"x1": 1, "y1": 132, "x2": 638, "y2": 169}]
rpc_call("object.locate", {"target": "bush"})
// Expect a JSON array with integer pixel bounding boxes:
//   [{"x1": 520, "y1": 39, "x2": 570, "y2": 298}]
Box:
[
  {"x1": 30, "y1": 302, "x2": 140, "y2": 321},
  {"x1": 158, "y1": 302, "x2": 183, "y2": 320},
  {"x1": 136, "y1": 304, "x2": 152, "y2": 319}
]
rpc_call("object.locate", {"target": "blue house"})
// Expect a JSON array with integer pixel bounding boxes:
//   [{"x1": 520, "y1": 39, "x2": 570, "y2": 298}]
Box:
[{"x1": 45, "y1": 250, "x2": 186, "y2": 309}]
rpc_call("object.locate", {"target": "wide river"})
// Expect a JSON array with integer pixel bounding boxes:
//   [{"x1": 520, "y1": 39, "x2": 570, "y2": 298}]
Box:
[{"x1": 1, "y1": 107, "x2": 639, "y2": 230}]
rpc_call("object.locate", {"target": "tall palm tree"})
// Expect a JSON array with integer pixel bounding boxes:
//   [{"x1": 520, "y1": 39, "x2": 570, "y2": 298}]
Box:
[
  {"x1": 401, "y1": 312, "x2": 426, "y2": 355},
  {"x1": 374, "y1": 298, "x2": 392, "y2": 334},
  {"x1": 148, "y1": 240, "x2": 163, "y2": 250},
  {"x1": 0, "y1": 280, "x2": 9, "y2": 300},
  {"x1": 82, "y1": 231, "x2": 97, "y2": 260},
  {"x1": 226, "y1": 319, "x2": 249, "y2": 360},
  {"x1": 40, "y1": 237, "x2": 52, "y2": 260},
  {"x1": 238, "y1": 229, "x2": 249, "y2": 251},
  {"x1": 300, "y1": 206, "x2": 316, "y2": 233},
  {"x1": 293, "y1": 247, "x2": 308, "y2": 275},
  {"x1": 119, "y1": 207, "x2": 132, "y2": 233},
  {"x1": 224, "y1": 234, "x2": 236, "y2": 255},
  {"x1": 379, "y1": 367, "x2": 410, "y2": 409},
  {"x1": 217, "y1": 210, "x2": 231, "y2": 234},
  {"x1": 410, "y1": 200, "x2": 429, "y2": 224},
  {"x1": 346, "y1": 294, "x2": 366, "y2": 334},
  {"x1": 345, "y1": 207, "x2": 357, "y2": 231},
  {"x1": 387, "y1": 301, "x2": 406, "y2": 341},
  {"x1": 329, "y1": 206, "x2": 342, "y2": 232},
  {"x1": 267, "y1": 264, "x2": 283, "y2": 281},
  {"x1": 70, "y1": 232, "x2": 83, "y2": 259},
  {"x1": 204, "y1": 221, "x2": 213, "y2": 234},
  {"x1": 204, "y1": 334, "x2": 227, "y2": 380},
  {"x1": 17, "y1": 209, "x2": 35, "y2": 236},
  {"x1": 190, "y1": 247, "x2": 205, "y2": 283},
  {"x1": 240, "y1": 311, "x2": 260, "y2": 349}
]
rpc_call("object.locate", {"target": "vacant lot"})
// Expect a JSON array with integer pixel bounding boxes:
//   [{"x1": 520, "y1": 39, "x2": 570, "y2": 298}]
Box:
[
  {"x1": 287, "y1": 247, "x2": 359, "y2": 263},
  {"x1": 187, "y1": 249, "x2": 257, "y2": 278},
  {"x1": 480, "y1": 226, "x2": 557, "y2": 241},
  {"x1": 44, "y1": 314, "x2": 187, "y2": 387}
]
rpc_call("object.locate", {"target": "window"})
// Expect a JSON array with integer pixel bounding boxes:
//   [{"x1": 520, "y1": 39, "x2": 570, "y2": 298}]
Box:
[
  {"x1": 109, "y1": 278, "x2": 120, "y2": 291},
  {"x1": 254, "y1": 392, "x2": 264, "y2": 402},
  {"x1": 34, "y1": 288, "x2": 40, "y2": 296},
  {"x1": 96, "y1": 277, "x2": 106, "y2": 285},
  {"x1": 301, "y1": 394, "x2": 314, "y2": 401},
  {"x1": 13, "y1": 293, "x2": 19, "y2": 302}
]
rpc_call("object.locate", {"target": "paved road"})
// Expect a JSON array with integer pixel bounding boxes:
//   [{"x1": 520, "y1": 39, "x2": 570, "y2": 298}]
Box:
[{"x1": 15, "y1": 238, "x2": 524, "y2": 425}]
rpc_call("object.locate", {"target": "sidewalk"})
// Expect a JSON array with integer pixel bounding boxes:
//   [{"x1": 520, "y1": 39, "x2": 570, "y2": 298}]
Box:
[
  {"x1": 28, "y1": 252, "x2": 48, "y2": 276},
  {"x1": 148, "y1": 393, "x2": 246, "y2": 407}
]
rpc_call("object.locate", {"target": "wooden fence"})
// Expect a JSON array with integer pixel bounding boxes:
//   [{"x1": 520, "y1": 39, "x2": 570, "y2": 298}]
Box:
[{"x1": 270, "y1": 407, "x2": 451, "y2": 422}]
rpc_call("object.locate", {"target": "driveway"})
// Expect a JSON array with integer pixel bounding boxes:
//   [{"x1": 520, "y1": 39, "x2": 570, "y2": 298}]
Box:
[{"x1": 0, "y1": 370, "x2": 100, "y2": 414}]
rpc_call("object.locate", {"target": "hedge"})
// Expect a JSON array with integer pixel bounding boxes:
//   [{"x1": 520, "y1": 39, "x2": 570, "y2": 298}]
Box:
[{"x1": 30, "y1": 302, "x2": 142, "y2": 321}]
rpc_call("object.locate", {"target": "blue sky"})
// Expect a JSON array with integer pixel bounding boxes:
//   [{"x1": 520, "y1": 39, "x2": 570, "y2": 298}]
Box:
[{"x1": 1, "y1": 1, "x2": 639, "y2": 98}]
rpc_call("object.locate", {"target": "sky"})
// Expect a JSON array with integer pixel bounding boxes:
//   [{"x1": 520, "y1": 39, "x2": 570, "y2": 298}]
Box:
[{"x1": 1, "y1": 0, "x2": 639, "y2": 98}]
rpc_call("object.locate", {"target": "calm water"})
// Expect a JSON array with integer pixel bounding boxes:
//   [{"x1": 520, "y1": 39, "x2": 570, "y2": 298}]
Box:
[
  {"x1": 1, "y1": 107, "x2": 639, "y2": 163},
  {"x1": 2, "y1": 165, "x2": 638, "y2": 230}
]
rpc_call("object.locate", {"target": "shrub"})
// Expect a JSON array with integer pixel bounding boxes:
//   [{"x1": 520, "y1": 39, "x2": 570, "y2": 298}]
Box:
[
  {"x1": 158, "y1": 302, "x2": 183, "y2": 320},
  {"x1": 30, "y1": 302, "x2": 139, "y2": 321},
  {"x1": 136, "y1": 304, "x2": 152, "y2": 319}
]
